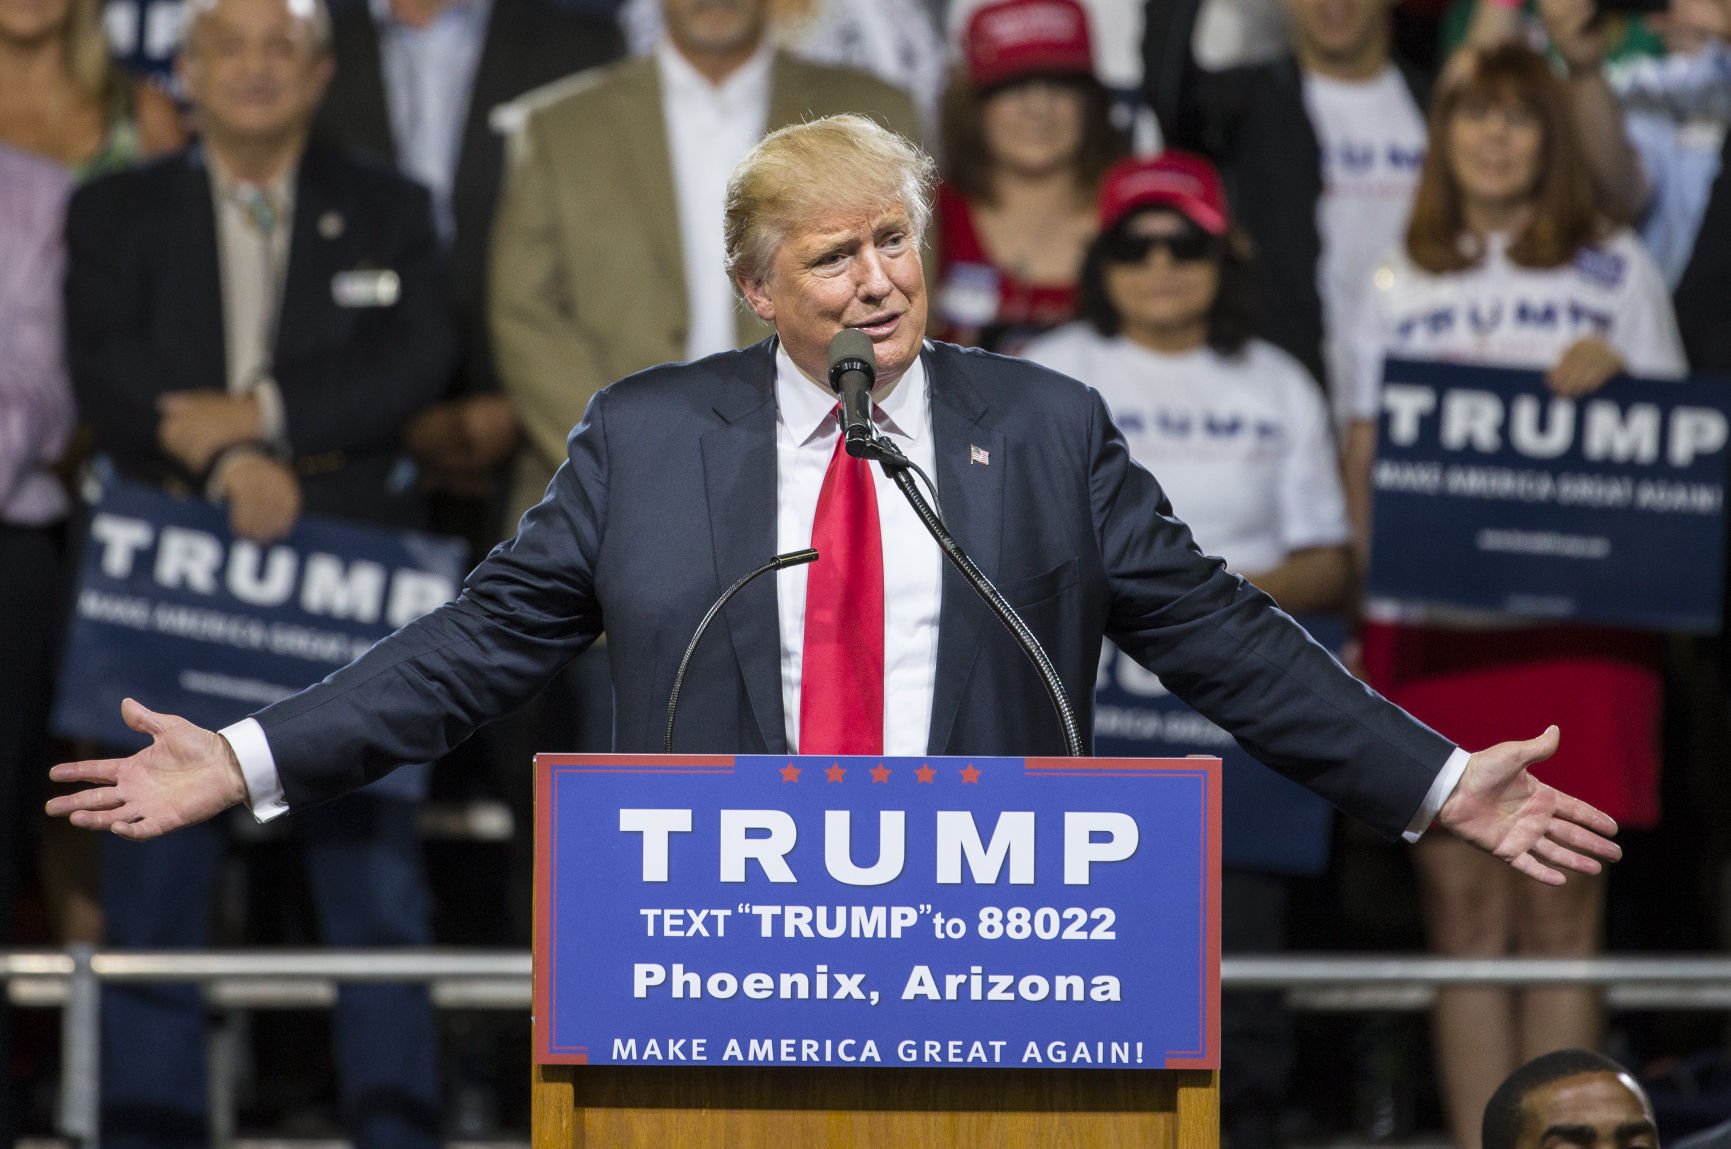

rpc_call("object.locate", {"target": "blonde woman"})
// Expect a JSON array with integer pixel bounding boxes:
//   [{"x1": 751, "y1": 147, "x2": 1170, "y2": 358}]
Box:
[{"x1": 0, "y1": 0, "x2": 182, "y2": 177}]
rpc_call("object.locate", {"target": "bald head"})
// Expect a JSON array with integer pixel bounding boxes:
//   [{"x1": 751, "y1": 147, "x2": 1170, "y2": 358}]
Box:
[
  {"x1": 177, "y1": 0, "x2": 334, "y2": 160},
  {"x1": 184, "y1": 0, "x2": 330, "y2": 55}
]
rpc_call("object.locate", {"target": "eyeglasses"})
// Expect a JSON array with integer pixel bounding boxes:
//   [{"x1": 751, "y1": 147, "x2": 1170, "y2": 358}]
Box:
[{"x1": 1101, "y1": 228, "x2": 1221, "y2": 265}]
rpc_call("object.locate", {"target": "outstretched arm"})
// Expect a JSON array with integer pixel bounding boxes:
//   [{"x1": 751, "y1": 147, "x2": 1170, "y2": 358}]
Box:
[
  {"x1": 1438, "y1": 726, "x2": 1622, "y2": 885},
  {"x1": 46, "y1": 699, "x2": 247, "y2": 839}
]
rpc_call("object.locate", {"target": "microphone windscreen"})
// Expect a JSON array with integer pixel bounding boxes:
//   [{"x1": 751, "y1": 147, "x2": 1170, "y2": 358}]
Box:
[{"x1": 827, "y1": 328, "x2": 877, "y2": 385}]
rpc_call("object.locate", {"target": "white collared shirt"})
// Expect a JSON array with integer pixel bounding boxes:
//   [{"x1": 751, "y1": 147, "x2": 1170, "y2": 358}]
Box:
[
  {"x1": 205, "y1": 154, "x2": 291, "y2": 458},
  {"x1": 656, "y1": 38, "x2": 774, "y2": 362},
  {"x1": 773, "y1": 343, "x2": 943, "y2": 755},
  {"x1": 370, "y1": 0, "x2": 492, "y2": 244}
]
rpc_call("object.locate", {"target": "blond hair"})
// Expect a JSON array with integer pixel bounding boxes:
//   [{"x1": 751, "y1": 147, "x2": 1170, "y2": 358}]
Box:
[
  {"x1": 723, "y1": 113, "x2": 935, "y2": 286},
  {"x1": 64, "y1": 0, "x2": 118, "y2": 104}
]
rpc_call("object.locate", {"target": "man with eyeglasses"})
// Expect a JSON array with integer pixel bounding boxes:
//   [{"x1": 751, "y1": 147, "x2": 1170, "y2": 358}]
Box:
[{"x1": 63, "y1": 0, "x2": 453, "y2": 1142}]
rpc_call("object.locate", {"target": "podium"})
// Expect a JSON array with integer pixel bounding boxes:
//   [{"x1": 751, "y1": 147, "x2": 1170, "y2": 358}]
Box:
[{"x1": 531, "y1": 753, "x2": 1221, "y2": 1147}]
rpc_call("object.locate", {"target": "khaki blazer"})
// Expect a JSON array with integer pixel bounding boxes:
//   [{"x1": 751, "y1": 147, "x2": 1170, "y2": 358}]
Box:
[{"x1": 489, "y1": 51, "x2": 921, "y2": 522}]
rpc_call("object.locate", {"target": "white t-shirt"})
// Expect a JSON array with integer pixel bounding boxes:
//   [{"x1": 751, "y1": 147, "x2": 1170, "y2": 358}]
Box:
[
  {"x1": 1022, "y1": 326, "x2": 1350, "y2": 573},
  {"x1": 1302, "y1": 68, "x2": 1428, "y2": 415},
  {"x1": 1345, "y1": 227, "x2": 1688, "y2": 422}
]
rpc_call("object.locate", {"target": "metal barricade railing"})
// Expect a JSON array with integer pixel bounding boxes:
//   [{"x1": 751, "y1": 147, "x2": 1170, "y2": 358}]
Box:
[{"x1": 10, "y1": 950, "x2": 1731, "y2": 1147}]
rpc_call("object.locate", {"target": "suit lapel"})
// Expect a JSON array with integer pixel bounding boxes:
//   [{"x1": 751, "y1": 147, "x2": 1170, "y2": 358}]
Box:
[
  {"x1": 453, "y1": 0, "x2": 513, "y2": 226},
  {"x1": 610, "y1": 61, "x2": 688, "y2": 340},
  {"x1": 733, "y1": 52, "x2": 812, "y2": 350},
  {"x1": 179, "y1": 151, "x2": 228, "y2": 391},
  {"x1": 763, "y1": 50, "x2": 809, "y2": 143},
  {"x1": 275, "y1": 147, "x2": 348, "y2": 367},
  {"x1": 699, "y1": 344, "x2": 786, "y2": 753},
  {"x1": 338, "y1": 14, "x2": 397, "y2": 164},
  {"x1": 924, "y1": 345, "x2": 1005, "y2": 754}
]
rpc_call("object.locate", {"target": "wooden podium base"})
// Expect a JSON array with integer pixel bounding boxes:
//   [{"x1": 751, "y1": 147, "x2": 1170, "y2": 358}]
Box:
[{"x1": 532, "y1": 1062, "x2": 1218, "y2": 1147}]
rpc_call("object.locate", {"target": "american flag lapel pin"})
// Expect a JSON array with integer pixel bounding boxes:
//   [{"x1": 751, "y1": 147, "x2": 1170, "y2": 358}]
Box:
[{"x1": 969, "y1": 444, "x2": 990, "y2": 466}]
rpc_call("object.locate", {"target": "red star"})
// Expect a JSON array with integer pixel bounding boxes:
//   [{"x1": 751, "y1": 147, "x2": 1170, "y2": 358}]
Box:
[
  {"x1": 914, "y1": 763, "x2": 937, "y2": 784},
  {"x1": 780, "y1": 763, "x2": 801, "y2": 783},
  {"x1": 869, "y1": 763, "x2": 892, "y2": 783},
  {"x1": 960, "y1": 764, "x2": 981, "y2": 784},
  {"x1": 825, "y1": 763, "x2": 847, "y2": 783}
]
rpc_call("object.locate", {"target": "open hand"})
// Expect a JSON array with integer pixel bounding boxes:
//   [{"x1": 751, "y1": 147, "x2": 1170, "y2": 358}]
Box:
[
  {"x1": 46, "y1": 699, "x2": 249, "y2": 840},
  {"x1": 1538, "y1": 0, "x2": 1609, "y2": 73},
  {"x1": 1437, "y1": 725, "x2": 1622, "y2": 885},
  {"x1": 405, "y1": 394, "x2": 520, "y2": 475}
]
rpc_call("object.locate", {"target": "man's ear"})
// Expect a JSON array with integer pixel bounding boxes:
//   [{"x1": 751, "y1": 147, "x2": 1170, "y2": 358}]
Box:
[{"x1": 737, "y1": 274, "x2": 776, "y2": 324}]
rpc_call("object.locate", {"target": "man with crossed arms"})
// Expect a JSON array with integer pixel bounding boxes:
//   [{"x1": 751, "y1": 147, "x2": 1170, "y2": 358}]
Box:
[{"x1": 49, "y1": 115, "x2": 1619, "y2": 894}]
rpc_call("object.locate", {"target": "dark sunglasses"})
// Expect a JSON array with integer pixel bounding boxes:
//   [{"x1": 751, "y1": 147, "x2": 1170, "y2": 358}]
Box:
[{"x1": 1102, "y1": 228, "x2": 1221, "y2": 265}]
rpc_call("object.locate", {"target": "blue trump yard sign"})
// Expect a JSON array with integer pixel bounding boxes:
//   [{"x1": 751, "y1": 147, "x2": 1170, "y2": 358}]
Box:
[
  {"x1": 534, "y1": 754, "x2": 1221, "y2": 1071},
  {"x1": 1369, "y1": 358, "x2": 1731, "y2": 632},
  {"x1": 54, "y1": 479, "x2": 467, "y2": 800}
]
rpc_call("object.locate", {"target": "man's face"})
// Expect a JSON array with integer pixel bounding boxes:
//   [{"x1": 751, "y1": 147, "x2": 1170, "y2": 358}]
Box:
[
  {"x1": 739, "y1": 202, "x2": 928, "y2": 391},
  {"x1": 662, "y1": 0, "x2": 766, "y2": 57},
  {"x1": 179, "y1": 0, "x2": 332, "y2": 146},
  {"x1": 1516, "y1": 1071, "x2": 1658, "y2": 1149},
  {"x1": 1284, "y1": 0, "x2": 1389, "y2": 64}
]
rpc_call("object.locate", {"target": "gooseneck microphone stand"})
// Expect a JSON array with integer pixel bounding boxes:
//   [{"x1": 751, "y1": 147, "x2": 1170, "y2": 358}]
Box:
[
  {"x1": 663, "y1": 548, "x2": 819, "y2": 753},
  {"x1": 847, "y1": 431, "x2": 1087, "y2": 758}
]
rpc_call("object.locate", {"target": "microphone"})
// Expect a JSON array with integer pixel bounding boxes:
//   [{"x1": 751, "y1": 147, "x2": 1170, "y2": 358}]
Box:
[
  {"x1": 828, "y1": 329, "x2": 878, "y2": 460},
  {"x1": 664, "y1": 548, "x2": 819, "y2": 754}
]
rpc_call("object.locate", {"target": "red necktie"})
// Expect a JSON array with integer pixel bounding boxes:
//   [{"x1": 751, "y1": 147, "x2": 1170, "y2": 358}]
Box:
[{"x1": 799, "y1": 413, "x2": 884, "y2": 755}]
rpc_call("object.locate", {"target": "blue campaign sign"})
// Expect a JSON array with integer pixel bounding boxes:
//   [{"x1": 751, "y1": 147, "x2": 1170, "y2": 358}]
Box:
[
  {"x1": 1093, "y1": 616, "x2": 1344, "y2": 877},
  {"x1": 53, "y1": 479, "x2": 467, "y2": 788},
  {"x1": 534, "y1": 754, "x2": 1220, "y2": 1071},
  {"x1": 1369, "y1": 358, "x2": 1731, "y2": 632}
]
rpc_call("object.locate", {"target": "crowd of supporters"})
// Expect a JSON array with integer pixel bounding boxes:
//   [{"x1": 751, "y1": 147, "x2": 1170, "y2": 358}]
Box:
[{"x1": 3, "y1": 0, "x2": 1730, "y2": 1144}]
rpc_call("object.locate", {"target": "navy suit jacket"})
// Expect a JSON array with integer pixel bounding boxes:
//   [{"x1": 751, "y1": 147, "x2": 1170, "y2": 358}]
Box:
[
  {"x1": 65, "y1": 144, "x2": 456, "y2": 527},
  {"x1": 313, "y1": 0, "x2": 624, "y2": 398},
  {"x1": 255, "y1": 339, "x2": 1454, "y2": 839}
]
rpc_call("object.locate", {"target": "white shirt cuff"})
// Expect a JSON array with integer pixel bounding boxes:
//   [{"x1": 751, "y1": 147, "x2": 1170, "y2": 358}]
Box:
[
  {"x1": 219, "y1": 717, "x2": 291, "y2": 822},
  {"x1": 253, "y1": 377, "x2": 288, "y2": 448},
  {"x1": 1402, "y1": 746, "x2": 1471, "y2": 842}
]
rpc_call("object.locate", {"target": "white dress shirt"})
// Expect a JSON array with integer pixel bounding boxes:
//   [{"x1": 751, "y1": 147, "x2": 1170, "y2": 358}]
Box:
[
  {"x1": 224, "y1": 340, "x2": 1462, "y2": 835},
  {"x1": 205, "y1": 156, "x2": 291, "y2": 478},
  {"x1": 773, "y1": 343, "x2": 942, "y2": 755},
  {"x1": 656, "y1": 39, "x2": 773, "y2": 362},
  {"x1": 371, "y1": 0, "x2": 492, "y2": 244}
]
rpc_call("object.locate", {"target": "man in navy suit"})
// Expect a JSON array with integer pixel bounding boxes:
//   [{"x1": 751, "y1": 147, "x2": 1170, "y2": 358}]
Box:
[
  {"x1": 62, "y1": 0, "x2": 452, "y2": 1143},
  {"x1": 52, "y1": 115, "x2": 1619, "y2": 894}
]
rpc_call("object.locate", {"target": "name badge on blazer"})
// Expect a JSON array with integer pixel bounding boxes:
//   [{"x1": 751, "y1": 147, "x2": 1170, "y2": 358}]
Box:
[{"x1": 331, "y1": 269, "x2": 401, "y2": 308}]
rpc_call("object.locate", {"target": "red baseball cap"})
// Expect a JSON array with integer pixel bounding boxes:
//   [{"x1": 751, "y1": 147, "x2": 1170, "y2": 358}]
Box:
[
  {"x1": 964, "y1": 0, "x2": 1095, "y2": 90},
  {"x1": 1096, "y1": 152, "x2": 1231, "y2": 236}
]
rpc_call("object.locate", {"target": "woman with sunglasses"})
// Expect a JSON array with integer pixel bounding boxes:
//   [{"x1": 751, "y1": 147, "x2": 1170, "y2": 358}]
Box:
[
  {"x1": 935, "y1": 0, "x2": 1126, "y2": 354},
  {"x1": 1027, "y1": 151, "x2": 1353, "y2": 614},
  {"x1": 1344, "y1": 44, "x2": 1685, "y2": 1145},
  {"x1": 1025, "y1": 151, "x2": 1352, "y2": 1146}
]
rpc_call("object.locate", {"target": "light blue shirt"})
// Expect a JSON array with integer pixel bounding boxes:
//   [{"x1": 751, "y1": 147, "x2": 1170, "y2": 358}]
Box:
[
  {"x1": 370, "y1": 0, "x2": 492, "y2": 243},
  {"x1": 1616, "y1": 41, "x2": 1731, "y2": 288}
]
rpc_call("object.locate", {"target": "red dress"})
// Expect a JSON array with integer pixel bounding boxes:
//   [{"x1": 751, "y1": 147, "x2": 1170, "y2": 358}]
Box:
[
  {"x1": 1362, "y1": 620, "x2": 1662, "y2": 828},
  {"x1": 934, "y1": 184, "x2": 1079, "y2": 354}
]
